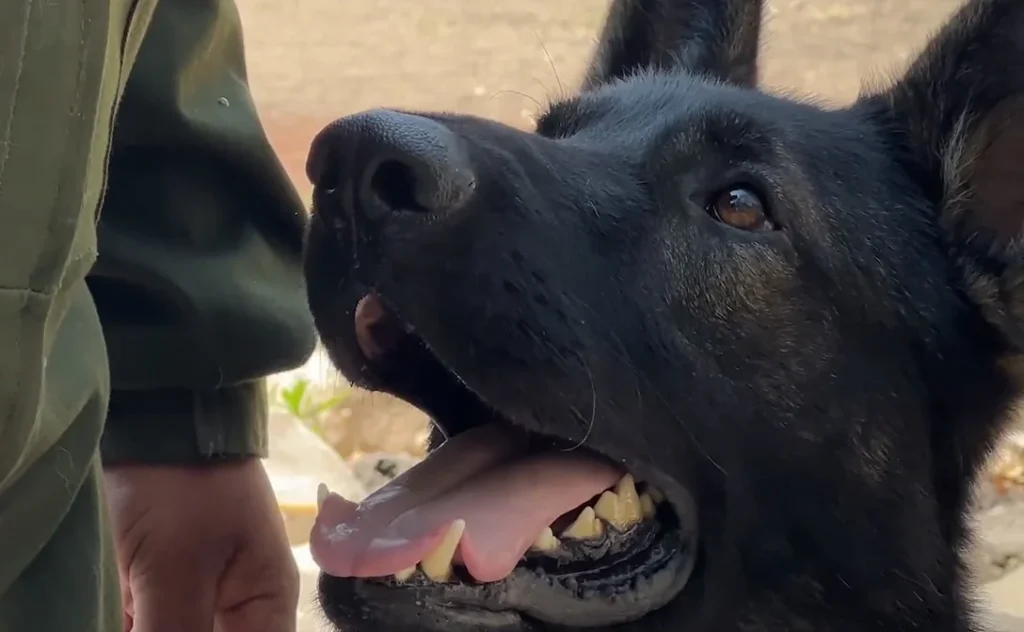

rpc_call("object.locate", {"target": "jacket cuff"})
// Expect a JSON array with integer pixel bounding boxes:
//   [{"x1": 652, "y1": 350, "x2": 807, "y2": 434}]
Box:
[{"x1": 100, "y1": 381, "x2": 268, "y2": 464}]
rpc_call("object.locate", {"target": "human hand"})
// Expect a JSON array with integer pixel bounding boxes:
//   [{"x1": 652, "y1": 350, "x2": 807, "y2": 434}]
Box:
[{"x1": 104, "y1": 459, "x2": 299, "y2": 632}]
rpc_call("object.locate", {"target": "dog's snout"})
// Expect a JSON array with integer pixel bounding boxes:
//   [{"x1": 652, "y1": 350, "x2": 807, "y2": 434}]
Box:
[{"x1": 307, "y1": 109, "x2": 475, "y2": 220}]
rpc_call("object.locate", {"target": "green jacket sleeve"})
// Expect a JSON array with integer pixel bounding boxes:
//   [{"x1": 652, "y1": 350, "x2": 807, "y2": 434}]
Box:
[{"x1": 95, "y1": 0, "x2": 317, "y2": 464}]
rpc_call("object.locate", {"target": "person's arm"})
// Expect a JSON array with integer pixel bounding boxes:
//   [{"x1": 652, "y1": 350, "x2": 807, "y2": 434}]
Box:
[
  {"x1": 96, "y1": 2, "x2": 311, "y2": 629},
  {"x1": 91, "y1": 0, "x2": 317, "y2": 464}
]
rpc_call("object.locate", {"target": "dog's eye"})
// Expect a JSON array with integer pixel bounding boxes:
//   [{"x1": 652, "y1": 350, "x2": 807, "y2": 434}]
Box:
[{"x1": 708, "y1": 187, "x2": 775, "y2": 232}]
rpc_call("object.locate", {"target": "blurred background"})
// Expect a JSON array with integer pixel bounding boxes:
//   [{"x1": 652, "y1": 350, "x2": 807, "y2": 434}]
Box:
[{"x1": 229, "y1": 0, "x2": 1024, "y2": 628}]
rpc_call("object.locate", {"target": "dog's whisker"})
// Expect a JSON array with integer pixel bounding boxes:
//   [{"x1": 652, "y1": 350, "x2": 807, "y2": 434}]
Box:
[
  {"x1": 562, "y1": 354, "x2": 599, "y2": 453},
  {"x1": 488, "y1": 89, "x2": 544, "y2": 112},
  {"x1": 532, "y1": 30, "x2": 566, "y2": 97}
]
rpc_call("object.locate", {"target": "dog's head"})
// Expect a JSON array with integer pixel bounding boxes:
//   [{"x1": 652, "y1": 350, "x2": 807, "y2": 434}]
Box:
[{"x1": 303, "y1": 1, "x2": 1024, "y2": 630}]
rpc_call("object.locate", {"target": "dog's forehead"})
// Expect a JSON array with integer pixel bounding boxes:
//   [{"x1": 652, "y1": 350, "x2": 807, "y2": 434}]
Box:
[{"x1": 544, "y1": 73, "x2": 805, "y2": 155}]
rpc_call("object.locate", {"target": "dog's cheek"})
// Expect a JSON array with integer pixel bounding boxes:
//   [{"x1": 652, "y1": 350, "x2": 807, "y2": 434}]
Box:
[
  {"x1": 689, "y1": 243, "x2": 830, "y2": 349},
  {"x1": 673, "y1": 244, "x2": 842, "y2": 425}
]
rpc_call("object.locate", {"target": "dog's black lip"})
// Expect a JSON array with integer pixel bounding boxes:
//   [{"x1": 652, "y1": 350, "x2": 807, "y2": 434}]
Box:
[
  {"x1": 356, "y1": 522, "x2": 695, "y2": 628},
  {"x1": 319, "y1": 517, "x2": 698, "y2": 629}
]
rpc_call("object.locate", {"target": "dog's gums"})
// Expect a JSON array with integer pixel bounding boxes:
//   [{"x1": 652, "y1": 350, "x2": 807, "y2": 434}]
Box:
[{"x1": 302, "y1": 0, "x2": 1024, "y2": 630}]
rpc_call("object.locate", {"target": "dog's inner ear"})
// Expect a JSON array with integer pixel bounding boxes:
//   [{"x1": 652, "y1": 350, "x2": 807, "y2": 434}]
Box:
[
  {"x1": 582, "y1": 0, "x2": 764, "y2": 90},
  {"x1": 866, "y1": 0, "x2": 1024, "y2": 350},
  {"x1": 962, "y1": 98, "x2": 1024, "y2": 242}
]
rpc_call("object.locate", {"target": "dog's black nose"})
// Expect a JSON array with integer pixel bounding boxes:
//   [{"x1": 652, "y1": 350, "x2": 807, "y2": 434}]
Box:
[{"x1": 306, "y1": 109, "x2": 476, "y2": 220}]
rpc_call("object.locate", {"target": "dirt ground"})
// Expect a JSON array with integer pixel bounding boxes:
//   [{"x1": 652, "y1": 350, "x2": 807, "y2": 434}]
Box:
[{"x1": 235, "y1": 0, "x2": 963, "y2": 196}]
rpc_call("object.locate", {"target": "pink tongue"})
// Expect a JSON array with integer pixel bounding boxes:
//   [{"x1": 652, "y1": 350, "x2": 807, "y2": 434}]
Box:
[{"x1": 310, "y1": 423, "x2": 622, "y2": 583}]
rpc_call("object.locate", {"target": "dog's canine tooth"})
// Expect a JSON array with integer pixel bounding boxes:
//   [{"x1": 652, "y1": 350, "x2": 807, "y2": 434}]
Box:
[
  {"x1": 420, "y1": 519, "x2": 466, "y2": 582},
  {"x1": 646, "y1": 485, "x2": 665, "y2": 504},
  {"x1": 317, "y1": 482, "x2": 330, "y2": 511},
  {"x1": 594, "y1": 490, "x2": 624, "y2": 528},
  {"x1": 531, "y1": 526, "x2": 560, "y2": 553},
  {"x1": 393, "y1": 566, "x2": 418, "y2": 582},
  {"x1": 640, "y1": 492, "x2": 657, "y2": 520},
  {"x1": 614, "y1": 474, "x2": 643, "y2": 528},
  {"x1": 561, "y1": 506, "x2": 603, "y2": 540}
]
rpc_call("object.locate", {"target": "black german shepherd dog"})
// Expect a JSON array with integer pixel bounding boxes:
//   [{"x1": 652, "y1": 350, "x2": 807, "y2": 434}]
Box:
[{"x1": 302, "y1": 0, "x2": 1024, "y2": 630}]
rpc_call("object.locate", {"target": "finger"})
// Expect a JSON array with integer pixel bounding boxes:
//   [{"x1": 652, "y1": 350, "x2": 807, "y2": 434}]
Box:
[
  {"x1": 215, "y1": 593, "x2": 298, "y2": 632},
  {"x1": 129, "y1": 567, "x2": 218, "y2": 632},
  {"x1": 118, "y1": 570, "x2": 134, "y2": 632}
]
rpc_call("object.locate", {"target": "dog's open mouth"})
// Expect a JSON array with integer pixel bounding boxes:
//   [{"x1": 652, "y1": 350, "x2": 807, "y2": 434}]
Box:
[{"x1": 310, "y1": 294, "x2": 698, "y2": 627}]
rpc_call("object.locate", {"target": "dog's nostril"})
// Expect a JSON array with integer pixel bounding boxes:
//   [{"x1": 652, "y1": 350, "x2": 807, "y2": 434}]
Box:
[
  {"x1": 316, "y1": 109, "x2": 476, "y2": 222},
  {"x1": 369, "y1": 159, "x2": 428, "y2": 213}
]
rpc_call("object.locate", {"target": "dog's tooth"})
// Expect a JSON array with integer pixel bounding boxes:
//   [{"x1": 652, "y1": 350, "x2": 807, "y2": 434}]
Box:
[
  {"x1": 640, "y1": 492, "x2": 657, "y2": 520},
  {"x1": 614, "y1": 474, "x2": 643, "y2": 528},
  {"x1": 531, "y1": 527, "x2": 560, "y2": 553},
  {"x1": 561, "y1": 506, "x2": 603, "y2": 540},
  {"x1": 646, "y1": 486, "x2": 665, "y2": 504},
  {"x1": 317, "y1": 482, "x2": 329, "y2": 511},
  {"x1": 393, "y1": 566, "x2": 418, "y2": 582},
  {"x1": 420, "y1": 519, "x2": 466, "y2": 582},
  {"x1": 594, "y1": 490, "x2": 624, "y2": 529}
]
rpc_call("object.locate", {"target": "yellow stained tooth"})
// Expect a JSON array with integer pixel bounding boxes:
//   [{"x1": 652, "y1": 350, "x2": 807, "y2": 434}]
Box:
[
  {"x1": 531, "y1": 527, "x2": 560, "y2": 553},
  {"x1": 594, "y1": 490, "x2": 624, "y2": 529},
  {"x1": 394, "y1": 566, "x2": 417, "y2": 582},
  {"x1": 420, "y1": 519, "x2": 466, "y2": 582},
  {"x1": 317, "y1": 482, "x2": 329, "y2": 511},
  {"x1": 640, "y1": 493, "x2": 657, "y2": 520},
  {"x1": 647, "y1": 486, "x2": 665, "y2": 504},
  {"x1": 615, "y1": 474, "x2": 643, "y2": 528},
  {"x1": 561, "y1": 506, "x2": 603, "y2": 540}
]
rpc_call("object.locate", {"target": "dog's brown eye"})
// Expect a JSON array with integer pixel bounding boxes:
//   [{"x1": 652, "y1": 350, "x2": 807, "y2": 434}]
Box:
[{"x1": 709, "y1": 187, "x2": 774, "y2": 232}]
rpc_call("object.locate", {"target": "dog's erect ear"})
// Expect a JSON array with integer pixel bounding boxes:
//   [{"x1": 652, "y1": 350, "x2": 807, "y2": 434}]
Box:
[
  {"x1": 863, "y1": 0, "x2": 1024, "y2": 350},
  {"x1": 582, "y1": 0, "x2": 764, "y2": 89}
]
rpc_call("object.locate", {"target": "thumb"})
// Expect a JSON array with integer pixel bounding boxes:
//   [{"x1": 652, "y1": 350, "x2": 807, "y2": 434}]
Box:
[
  {"x1": 216, "y1": 593, "x2": 298, "y2": 632},
  {"x1": 129, "y1": 562, "x2": 218, "y2": 632},
  {"x1": 214, "y1": 548, "x2": 299, "y2": 632}
]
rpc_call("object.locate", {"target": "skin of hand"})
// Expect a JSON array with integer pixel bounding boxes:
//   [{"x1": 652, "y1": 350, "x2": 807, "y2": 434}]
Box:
[{"x1": 104, "y1": 459, "x2": 300, "y2": 632}]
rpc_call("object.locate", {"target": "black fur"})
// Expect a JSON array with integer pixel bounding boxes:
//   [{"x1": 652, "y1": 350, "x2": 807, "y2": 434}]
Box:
[{"x1": 302, "y1": 0, "x2": 1024, "y2": 629}]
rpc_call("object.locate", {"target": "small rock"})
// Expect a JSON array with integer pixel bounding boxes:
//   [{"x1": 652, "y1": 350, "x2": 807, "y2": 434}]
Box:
[
  {"x1": 349, "y1": 451, "x2": 422, "y2": 493},
  {"x1": 984, "y1": 566, "x2": 1024, "y2": 620},
  {"x1": 985, "y1": 609, "x2": 1024, "y2": 632},
  {"x1": 973, "y1": 499, "x2": 1024, "y2": 584},
  {"x1": 321, "y1": 389, "x2": 431, "y2": 458}
]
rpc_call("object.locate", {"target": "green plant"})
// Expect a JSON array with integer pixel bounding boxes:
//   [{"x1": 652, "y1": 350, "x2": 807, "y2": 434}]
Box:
[{"x1": 278, "y1": 377, "x2": 352, "y2": 424}]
